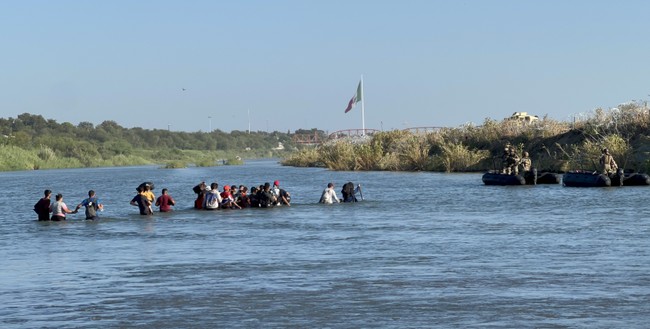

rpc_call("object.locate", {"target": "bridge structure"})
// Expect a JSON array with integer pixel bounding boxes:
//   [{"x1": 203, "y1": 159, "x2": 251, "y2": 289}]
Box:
[
  {"x1": 292, "y1": 127, "x2": 446, "y2": 145},
  {"x1": 291, "y1": 131, "x2": 325, "y2": 145},
  {"x1": 327, "y1": 128, "x2": 380, "y2": 140},
  {"x1": 322, "y1": 127, "x2": 444, "y2": 142},
  {"x1": 401, "y1": 126, "x2": 444, "y2": 134}
]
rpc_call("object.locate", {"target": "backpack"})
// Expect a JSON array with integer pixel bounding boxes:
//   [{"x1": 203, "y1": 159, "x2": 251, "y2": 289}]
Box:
[
  {"x1": 85, "y1": 197, "x2": 99, "y2": 218},
  {"x1": 204, "y1": 192, "x2": 219, "y2": 209}
]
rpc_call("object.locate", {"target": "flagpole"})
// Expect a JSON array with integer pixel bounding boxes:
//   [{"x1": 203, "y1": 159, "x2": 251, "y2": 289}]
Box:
[{"x1": 361, "y1": 74, "x2": 365, "y2": 135}]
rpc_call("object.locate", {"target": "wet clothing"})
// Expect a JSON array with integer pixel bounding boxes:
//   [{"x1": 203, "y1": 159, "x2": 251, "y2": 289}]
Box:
[
  {"x1": 194, "y1": 194, "x2": 204, "y2": 209},
  {"x1": 258, "y1": 190, "x2": 275, "y2": 208},
  {"x1": 220, "y1": 191, "x2": 236, "y2": 208},
  {"x1": 237, "y1": 193, "x2": 251, "y2": 208},
  {"x1": 320, "y1": 187, "x2": 340, "y2": 204},
  {"x1": 193, "y1": 183, "x2": 206, "y2": 209},
  {"x1": 50, "y1": 201, "x2": 70, "y2": 221},
  {"x1": 142, "y1": 190, "x2": 155, "y2": 204},
  {"x1": 131, "y1": 194, "x2": 151, "y2": 215},
  {"x1": 250, "y1": 193, "x2": 260, "y2": 208},
  {"x1": 34, "y1": 197, "x2": 51, "y2": 221},
  {"x1": 271, "y1": 186, "x2": 280, "y2": 199},
  {"x1": 80, "y1": 197, "x2": 101, "y2": 220},
  {"x1": 156, "y1": 194, "x2": 174, "y2": 212},
  {"x1": 341, "y1": 183, "x2": 359, "y2": 202},
  {"x1": 203, "y1": 190, "x2": 222, "y2": 210},
  {"x1": 277, "y1": 189, "x2": 291, "y2": 205}
]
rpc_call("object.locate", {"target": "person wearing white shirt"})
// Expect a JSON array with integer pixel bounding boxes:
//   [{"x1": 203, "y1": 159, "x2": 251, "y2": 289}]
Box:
[{"x1": 319, "y1": 182, "x2": 340, "y2": 204}]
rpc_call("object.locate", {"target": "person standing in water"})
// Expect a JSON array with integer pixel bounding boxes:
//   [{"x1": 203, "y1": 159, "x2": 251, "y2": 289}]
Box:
[
  {"x1": 155, "y1": 188, "x2": 176, "y2": 212},
  {"x1": 76, "y1": 190, "x2": 104, "y2": 220},
  {"x1": 50, "y1": 193, "x2": 75, "y2": 221},
  {"x1": 34, "y1": 189, "x2": 52, "y2": 221},
  {"x1": 319, "y1": 182, "x2": 340, "y2": 204}
]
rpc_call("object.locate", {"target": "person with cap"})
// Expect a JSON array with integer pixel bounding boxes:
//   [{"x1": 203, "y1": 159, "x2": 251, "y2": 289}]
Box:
[
  {"x1": 507, "y1": 147, "x2": 520, "y2": 175},
  {"x1": 501, "y1": 144, "x2": 512, "y2": 174},
  {"x1": 270, "y1": 180, "x2": 280, "y2": 199},
  {"x1": 599, "y1": 148, "x2": 618, "y2": 175},
  {"x1": 319, "y1": 182, "x2": 340, "y2": 204},
  {"x1": 272, "y1": 180, "x2": 291, "y2": 206},
  {"x1": 220, "y1": 185, "x2": 241, "y2": 209}
]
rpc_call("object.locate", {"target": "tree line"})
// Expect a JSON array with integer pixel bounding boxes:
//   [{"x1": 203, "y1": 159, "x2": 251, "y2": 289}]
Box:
[{"x1": 0, "y1": 113, "x2": 322, "y2": 171}]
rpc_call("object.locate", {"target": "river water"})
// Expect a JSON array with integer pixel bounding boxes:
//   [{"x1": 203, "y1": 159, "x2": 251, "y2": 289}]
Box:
[{"x1": 1, "y1": 160, "x2": 650, "y2": 328}]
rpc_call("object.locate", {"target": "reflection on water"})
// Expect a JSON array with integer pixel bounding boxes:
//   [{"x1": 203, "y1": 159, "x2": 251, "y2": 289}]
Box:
[{"x1": 1, "y1": 160, "x2": 650, "y2": 328}]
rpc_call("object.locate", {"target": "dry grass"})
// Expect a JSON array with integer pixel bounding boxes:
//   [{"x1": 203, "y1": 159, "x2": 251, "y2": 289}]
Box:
[{"x1": 284, "y1": 103, "x2": 650, "y2": 172}]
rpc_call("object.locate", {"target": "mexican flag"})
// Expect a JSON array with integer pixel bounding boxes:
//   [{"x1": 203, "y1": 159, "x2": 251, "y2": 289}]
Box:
[{"x1": 344, "y1": 80, "x2": 362, "y2": 113}]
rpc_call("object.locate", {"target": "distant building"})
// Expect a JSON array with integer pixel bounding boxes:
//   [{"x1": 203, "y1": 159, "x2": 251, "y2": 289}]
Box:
[
  {"x1": 273, "y1": 142, "x2": 285, "y2": 150},
  {"x1": 508, "y1": 112, "x2": 539, "y2": 123}
]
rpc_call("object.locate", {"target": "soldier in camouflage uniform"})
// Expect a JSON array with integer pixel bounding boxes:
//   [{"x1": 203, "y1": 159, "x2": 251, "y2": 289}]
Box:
[
  {"x1": 599, "y1": 148, "x2": 617, "y2": 175},
  {"x1": 519, "y1": 151, "x2": 532, "y2": 173},
  {"x1": 508, "y1": 148, "x2": 520, "y2": 175},
  {"x1": 501, "y1": 144, "x2": 512, "y2": 174}
]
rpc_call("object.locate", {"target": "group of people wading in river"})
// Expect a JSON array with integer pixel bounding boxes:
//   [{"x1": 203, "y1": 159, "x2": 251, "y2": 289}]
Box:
[
  {"x1": 34, "y1": 189, "x2": 105, "y2": 221},
  {"x1": 34, "y1": 180, "x2": 363, "y2": 220},
  {"x1": 191, "y1": 180, "x2": 291, "y2": 211}
]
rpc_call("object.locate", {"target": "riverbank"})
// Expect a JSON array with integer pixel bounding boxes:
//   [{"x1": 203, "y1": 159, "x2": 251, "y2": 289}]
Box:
[
  {"x1": 0, "y1": 113, "x2": 294, "y2": 171},
  {"x1": 282, "y1": 104, "x2": 650, "y2": 173},
  {"x1": 0, "y1": 144, "x2": 263, "y2": 171}
]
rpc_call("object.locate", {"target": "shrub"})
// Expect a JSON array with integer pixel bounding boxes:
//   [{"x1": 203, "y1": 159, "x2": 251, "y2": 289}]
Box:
[
  {"x1": 353, "y1": 142, "x2": 383, "y2": 170},
  {"x1": 164, "y1": 161, "x2": 187, "y2": 169},
  {"x1": 281, "y1": 147, "x2": 322, "y2": 167},
  {"x1": 432, "y1": 140, "x2": 490, "y2": 172},
  {"x1": 318, "y1": 141, "x2": 356, "y2": 171},
  {"x1": 224, "y1": 157, "x2": 244, "y2": 165},
  {"x1": 396, "y1": 135, "x2": 434, "y2": 171},
  {"x1": 195, "y1": 158, "x2": 218, "y2": 167}
]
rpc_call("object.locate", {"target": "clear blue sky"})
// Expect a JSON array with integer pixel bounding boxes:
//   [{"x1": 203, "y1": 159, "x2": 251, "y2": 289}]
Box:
[{"x1": 2, "y1": 0, "x2": 650, "y2": 133}]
